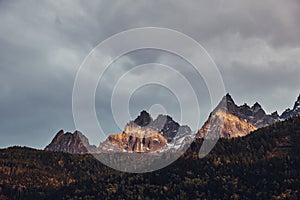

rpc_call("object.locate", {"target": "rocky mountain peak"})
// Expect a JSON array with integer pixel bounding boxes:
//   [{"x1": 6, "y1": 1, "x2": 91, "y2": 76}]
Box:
[
  {"x1": 54, "y1": 129, "x2": 64, "y2": 139},
  {"x1": 197, "y1": 109, "x2": 257, "y2": 139},
  {"x1": 222, "y1": 93, "x2": 236, "y2": 105},
  {"x1": 225, "y1": 93, "x2": 234, "y2": 101},
  {"x1": 250, "y1": 102, "x2": 266, "y2": 120},
  {"x1": 45, "y1": 130, "x2": 96, "y2": 154},
  {"x1": 152, "y1": 114, "x2": 180, "y2": 142},
  {"x1": 216, "y1": 93, "x2": 238, "y2": 114},
  {"x1": 216, "y1": 94, "x2": 275, "y2": 127},
  {"x1": 133, "y1": 110, "x2": 153, "y2": 127},
  {"x1": 281, "y1": 93, "x2": 300, "y2": 119},
  {"x1": 101, "y1": 111, "x2": 193, "y2": 153},
  {"x1": 197, "y1": 94, "x2": 281, "y2": 139},
  {"x1": 252, "y1": 102, "x2": 262, "y2": 110},
  {"x1": 129, "y1": 112, "x2": 185, "y2": 142},
  {"x1": 293, "y1": 93, "x2": 300, "y2": 110},
  {"x1": 271, "y1": 111, "x2": 279, "y2": 118}
]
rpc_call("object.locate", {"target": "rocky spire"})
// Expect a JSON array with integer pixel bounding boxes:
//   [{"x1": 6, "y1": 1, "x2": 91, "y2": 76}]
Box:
[
  {"x1": 224, "y1": 93, "x2": 235, "y2": 103},
  {"x1": 252, "y1": 102, "x2": 262, "y2": 109},
  {"x1": 293, "y1": 93, "x2": 300, "y2": 110},
  {"x1": 133, "y1": 110, "x2": 153, "y2": 127},
  {"x1": 280, "y1": 93, "x2": 300, "y2": 119},
  {"x1": 271, "y1": 111, "x2": 279, "y2": 118},
  {"x1": 215, "y1": 93, "x2": 238, "y2": 114},
  {"x1": 251, "y1": 102, "x2": 266, "y2": 115}
]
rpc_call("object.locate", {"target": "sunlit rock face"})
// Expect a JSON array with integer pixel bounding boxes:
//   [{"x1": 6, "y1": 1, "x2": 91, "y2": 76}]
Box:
[
  {"x1": 197, "y1": 93, "x2": 276, "y2": 139},
  {"x1": 216, "y1": 93, "x2": 279, "y2": 128},
  {"x1": 197, "y1": 110, "x2": 257, "y2": 139},
  {"x1": 100, "y1": 111, "x2": 193, "y2": 153},
  {"x1": 106, "y1": 123, "x2": 168, "y2": 153}
]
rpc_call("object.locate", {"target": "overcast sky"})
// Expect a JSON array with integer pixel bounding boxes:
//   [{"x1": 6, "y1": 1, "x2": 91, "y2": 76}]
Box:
[{"x1": 1, "y1": 0, "x2": 300, "y2": 148}]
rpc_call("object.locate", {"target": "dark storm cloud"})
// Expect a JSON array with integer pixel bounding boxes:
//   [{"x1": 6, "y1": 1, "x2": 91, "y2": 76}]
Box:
[{"x1": 0, "y1": 0, "x2": 299, "y2": 148}]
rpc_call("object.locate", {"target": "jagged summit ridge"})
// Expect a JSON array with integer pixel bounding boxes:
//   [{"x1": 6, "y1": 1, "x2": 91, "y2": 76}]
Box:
[
  {"x1": 215, "y1": 93, "x2": 278, "y2": 128},
  {"x1": 133, "y1": 110, "x2": 153, "y2": 127},
  {"x1": 197, "y1": 109, "x2": 257, "y2": 138},
  {"x1": 280, "y1": 93, "x2": 300, "y2": 119},
  {"x1": 100, "y1": 111, "x2": 193, "y2": 153},
  {"x1": 198, "y1": 92, "x2": 300, "y2": 139},
  {"x1": 44, "y1": 92, "x2": 300, "y2": 154},
  {"x1": 128, "y1": 111, "x2": 191, "y2": 142},
  {"x1": 45, "y1": 111, "x2": 194, "y2": 154},
  {"x1": 45, "y1": 130, "x2": 97, "y2": 154},
  {"x1": 293, "y1": 93, "x2": 300, "y2": 110},
  {"x1": 197, "y1": 93, "x2": 279, "y2": 138}
]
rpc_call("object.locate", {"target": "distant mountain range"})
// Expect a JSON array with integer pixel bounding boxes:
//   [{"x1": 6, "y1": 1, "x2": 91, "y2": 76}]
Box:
[
  {"x1": 45, "y1": 93, "x2": 300, "y2": 154},
  {"x1": 45, "y1": 111, "x2": 193, "y2": 154}
]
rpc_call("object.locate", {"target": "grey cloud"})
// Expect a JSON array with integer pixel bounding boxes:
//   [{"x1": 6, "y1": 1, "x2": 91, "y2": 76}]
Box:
[{"x1": 0, "y1": 0, "x2": 299, "y2": 148}]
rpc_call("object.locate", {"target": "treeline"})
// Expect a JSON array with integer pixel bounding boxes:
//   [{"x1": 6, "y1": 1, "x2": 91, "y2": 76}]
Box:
[{"x1": 0, "y1": 117, "x2": 300, "y2": 199}]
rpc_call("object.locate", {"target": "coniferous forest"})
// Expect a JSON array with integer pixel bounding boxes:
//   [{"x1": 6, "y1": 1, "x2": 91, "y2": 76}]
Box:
[{"x1": 0, "y1": 117, "x2": 300, "y2": 199}]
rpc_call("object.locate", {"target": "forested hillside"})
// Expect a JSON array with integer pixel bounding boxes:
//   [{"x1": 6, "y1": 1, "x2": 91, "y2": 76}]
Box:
[{"x1": 0, "y1": 117, "x2": 300, "y2": 199}]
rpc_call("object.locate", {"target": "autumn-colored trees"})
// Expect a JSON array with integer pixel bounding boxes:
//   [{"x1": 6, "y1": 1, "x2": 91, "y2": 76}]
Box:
[{"x1": 0, "y1": 117, "x2": 300, "y2": 199}]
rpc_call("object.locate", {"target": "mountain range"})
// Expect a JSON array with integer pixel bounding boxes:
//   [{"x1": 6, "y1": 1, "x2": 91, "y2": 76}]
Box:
[{"x1": 45, "y1": 93, "x2": 300, "y2": 154}]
